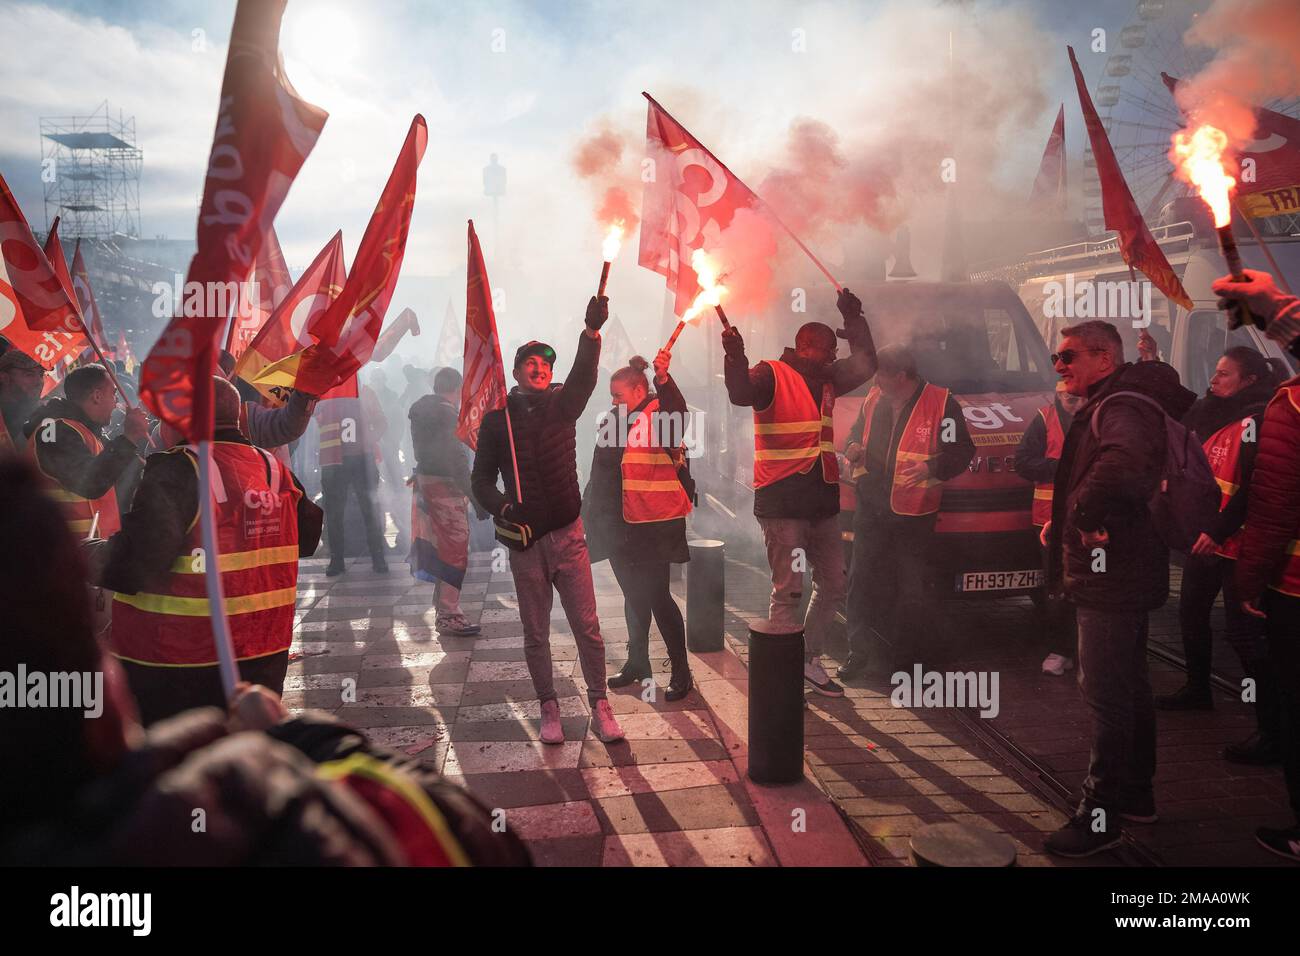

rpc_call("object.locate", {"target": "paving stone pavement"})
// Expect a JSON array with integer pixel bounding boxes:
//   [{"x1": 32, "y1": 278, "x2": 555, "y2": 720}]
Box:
[{"x1": 287, "y1": 551, "x2": 868, "y2": 867}]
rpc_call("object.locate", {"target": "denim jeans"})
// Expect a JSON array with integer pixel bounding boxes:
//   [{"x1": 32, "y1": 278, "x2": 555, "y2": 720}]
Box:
[
  {"x1": 1075, "y1": 606, "x2": 1157, "y2": 813},
  {"x1": 846, "y1": 507, "x2": 936, "y2": 667}
]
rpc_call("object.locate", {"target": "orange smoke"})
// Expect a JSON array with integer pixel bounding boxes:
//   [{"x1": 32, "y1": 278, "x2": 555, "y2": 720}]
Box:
[{"x1": 1170, "y1": 124, "x2": 1236, "y2": 227}]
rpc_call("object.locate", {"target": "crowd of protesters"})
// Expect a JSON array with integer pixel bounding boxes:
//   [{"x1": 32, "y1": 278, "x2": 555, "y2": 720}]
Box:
[{"x1": 1, "y1": 258, "x2": 1299, "y2": 867}]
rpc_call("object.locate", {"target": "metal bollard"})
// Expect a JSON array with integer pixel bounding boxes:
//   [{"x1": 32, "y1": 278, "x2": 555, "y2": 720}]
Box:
[
  {"x1": 747, "y1": 619, "x2": 805, "y2": 785},
  {"x1": 686, "y1": 538, "x2": 725, "y2": 652}
]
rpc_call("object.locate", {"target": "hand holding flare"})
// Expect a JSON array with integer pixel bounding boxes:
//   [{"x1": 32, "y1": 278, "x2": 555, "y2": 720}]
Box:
[{"x1": 666, "y1": 249, "x2": 730, "y2": 351}]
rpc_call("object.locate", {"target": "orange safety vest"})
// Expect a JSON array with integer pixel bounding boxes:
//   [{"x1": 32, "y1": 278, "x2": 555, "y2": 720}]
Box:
[
  {"x1": 110, "y1": 441, "x2": 301, "y2": 667},
  {"x1": 27, "y1": 417, "x2": 121, "y2": 538},
  {"x1": 752, "y1": 360, "x2": 838, "y2": 490},
  {"x1": 1031, "y1": 403, "x2": 1065, "y2": 527},
  {"x1": 1265, "y1": 384, "x2": 1300, "y2": 597},
  {"x1": 621, "y1": 398, "x2": 692, "y2": 524},
  {"x1": 1202, "y1": 419, "x2": 1250, "y2": 561},
  {"x1": 851, "y1": 382, "x2": 950, "y2": 516},
  {"x1": 317, "y1": 396, "x2": 364, "y2": 467}
]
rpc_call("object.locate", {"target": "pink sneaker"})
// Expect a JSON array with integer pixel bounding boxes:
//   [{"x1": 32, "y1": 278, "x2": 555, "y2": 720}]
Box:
[
  {"x1": 590, "y1": 699, "x2": 625, "y2": 743},
  {"x1": 539, "y1": 699, "x2": 564, "y2": 745}
]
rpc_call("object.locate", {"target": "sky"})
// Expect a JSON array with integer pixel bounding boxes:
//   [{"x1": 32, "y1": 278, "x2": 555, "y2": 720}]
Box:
[{"x1": 0, "y1": 0, "x2": 1174, "y2": 366}]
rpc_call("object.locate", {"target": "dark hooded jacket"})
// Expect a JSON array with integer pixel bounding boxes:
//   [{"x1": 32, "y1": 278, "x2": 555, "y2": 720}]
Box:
[
  {"x1": 1048, "y1": 361, "x2": 1196, "y2": 612},
  {"x1": 1180, "y1": 378, "x2": 1276, "y2": 547},
  {"x1": 21, "y1": 396, "x2": 142, "y2": 501}
]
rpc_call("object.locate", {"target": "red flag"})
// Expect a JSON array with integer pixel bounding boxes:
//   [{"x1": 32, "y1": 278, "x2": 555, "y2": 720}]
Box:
[
  {"x1": 1161, "y1": 72, "x2": 1300, "y2": 222},
  {"x1": 457, "y1": 220, "x2": 508, "y2": 451},
  {"x1": 283, "y1": 114, "x2": 427, "y2": 397},
  {"x1": 370, "y1": 307, "x2": 419, "y2": 364},
  {"x1": 139, "y1": 0, "x2": 327, "y2": 441},
  {"x1": 226, "y1": 225, "x2": 293, "y2": 358},
  {"x1": 1029, "y1": 105, "x2": 1067, "y2": 216},
  {"x1": 639, "y1": 95, "x2": 763, "y2": 317},
  {"x1": 1070, "y1": 47, "x2": 1193, "y2": 310},
  {"x1": 0, "y1": 172, "x2": 80, "y2": 334},
  {"x1": 70, "y1": 241, "x2": 107, "y2": 348},
  {"x1": 235, "y1": 230, "x2": 345, "y2": 402},
  {"x1": 40, "y1": 221, "x2": 94, "y2": 388}
]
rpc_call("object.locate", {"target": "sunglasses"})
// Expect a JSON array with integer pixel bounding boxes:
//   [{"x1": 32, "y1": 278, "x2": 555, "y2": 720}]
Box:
[{"x1": 1051, "y1": 348, "x2": 1106, "y2": 366}]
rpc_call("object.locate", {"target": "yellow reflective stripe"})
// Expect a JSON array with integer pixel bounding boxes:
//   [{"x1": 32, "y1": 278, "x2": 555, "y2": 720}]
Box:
[
  {"x1": 754, "y1": 420, "x2": 820, "y2": 435},
  {"x1": 895, "y1": 451, "x2": 936, "y2": 462},
  {"x1": 169, "y1": 545, "x2": 300, "y2": 575},
  {"x1": 47, "y1": 488, "x2": 88, "y2": 503},
  {"x1": 622, "y1": 452, "x2": 673, "y2": 465},
  {"x1": 320, "y1": 439, "x2": 342, "y2": 449},
  {"x1": 113, "y1": 586, "x2": 297, "y2": 616},
  {"x1": 623, "y1": 479, "x2": 685, "y2": 492},
  {"x1": 819, "y1": 441, "x2": 835, "y2": 452},
  {"x1": 67, "y1": 518, "x2": 93, "y2": 532},
  {"x1": 821, "y1": 416, "x2": 833, "y2": 427},
  {"x1": 1033, "y1": 488, "x2": 1053, "y2": 500},
  {"x1": 1215, "y1": 477, "x2": 1240, "y2": 496},
  {"x1": 319, "y1": 423, "x2": 341, "y2": 433},
  {"x1": 754, "y1": 447, "x2": 820, "y2": 461}
]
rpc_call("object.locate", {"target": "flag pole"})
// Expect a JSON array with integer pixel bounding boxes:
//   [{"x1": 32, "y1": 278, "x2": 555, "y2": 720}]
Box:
[
  {"x1": 69, "y1": 238, "x2": 132, "y2": 406},
  {"x1": 197, "y1": 437, "x2": 240, "y2": 700},
  {"x1": 642, "y1": 91, "x2": 842, "y2": 292}
]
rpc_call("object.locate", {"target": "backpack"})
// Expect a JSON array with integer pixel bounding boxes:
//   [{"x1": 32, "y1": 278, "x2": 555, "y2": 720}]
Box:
[{"x1": 1090, "y1": 390, "x2": 1220, "y2": 552}]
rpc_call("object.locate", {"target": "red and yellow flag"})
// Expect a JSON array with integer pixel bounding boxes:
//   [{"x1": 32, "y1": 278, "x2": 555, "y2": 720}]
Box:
[{"x1": 226, "y1": 225, "x2": 293, "y2": 359}]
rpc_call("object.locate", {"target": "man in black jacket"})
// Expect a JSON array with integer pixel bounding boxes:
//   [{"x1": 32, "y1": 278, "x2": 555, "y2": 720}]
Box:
[
  {"x1": 1041, "y1": 320, "x2": 1195, "y2": 858},
  {"x1": 471, "y1": 296, "x2": 625, "y2": 747},
  {"x1": 724, "y1": 289, "x2": 876, "y2": 697}
]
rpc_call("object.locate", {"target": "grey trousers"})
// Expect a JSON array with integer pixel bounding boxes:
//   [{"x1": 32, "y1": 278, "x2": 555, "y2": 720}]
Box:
[
  {"x1": 508, "y1": 518, "x2": 608, "y2": 704},
  {"x1": 757, "y1": 514, "x2": 846, "y2": 658}
]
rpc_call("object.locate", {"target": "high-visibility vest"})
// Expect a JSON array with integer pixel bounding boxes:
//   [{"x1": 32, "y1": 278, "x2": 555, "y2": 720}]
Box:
[
  {"x1": 752, "y1": 360, "x2": 838, "y2": 490},
  {"x1": 1202, "y1": 419, "x2": 1250, "y2": 561},
  {"x1": 318, "y1": 396, "x2": 364, "y2": 467},
  {"x1": 1265, "y1": 384, "x2": 1300, "y2": 597},
  {"x1": 621, "y1": 398, "x2": 692, "y2": 524},
  {"x1": 27, "y1": 417, "x2": 121, "y2": 538},
  {"x1": 110, "y1": 441, "x2": 301, "y2": 667},
  {"x1": 851, "y1": 382, "x2": 950, "y2": 516},
  {"x1": 1031, "y1": 402, "x2": 1065, "y2": 527}
]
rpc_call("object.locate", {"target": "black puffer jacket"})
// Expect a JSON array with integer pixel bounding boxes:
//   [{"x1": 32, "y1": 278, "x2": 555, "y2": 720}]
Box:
[
  {"x1": 471, "y1": 330, "x2": 600, "y2": 549},
  {"x1": 1048, "y1": 361, "x2": 1196, "y2": 612}
]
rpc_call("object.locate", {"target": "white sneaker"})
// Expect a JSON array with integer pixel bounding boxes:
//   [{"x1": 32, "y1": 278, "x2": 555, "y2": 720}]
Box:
[
  {"x1": 539, "y1": 699, "x2": 564, "y2": 745},
  {"x1": 590, "y1": 699, "x2": 625, "y2": 743},
  {"x1": 1041, "y1": 653, "x2": 1074, "y2": 677}
]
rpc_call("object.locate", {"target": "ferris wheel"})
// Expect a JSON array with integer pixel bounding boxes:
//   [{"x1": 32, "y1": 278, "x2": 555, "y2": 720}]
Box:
[{"x1": 1083, "y1": 0, "x2": 1300, "y2": 234}]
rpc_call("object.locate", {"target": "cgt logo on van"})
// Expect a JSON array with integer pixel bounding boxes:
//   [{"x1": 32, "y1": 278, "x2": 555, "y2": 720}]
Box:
[
  {"x1": 1042, "y1": 273, "x2": 1152, "y2": 329},
  {"x1": 50, "y1": 886, "x2": 151, "y2": 936}
]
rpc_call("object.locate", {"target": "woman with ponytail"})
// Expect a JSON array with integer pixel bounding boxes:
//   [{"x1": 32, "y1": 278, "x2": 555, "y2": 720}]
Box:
[
  {"x1": 582, "y1": 350, "x2": 694, "y2": 701},
  {"x1": 1157, "y1": 346, "x2": 1282, "y2": 766}
]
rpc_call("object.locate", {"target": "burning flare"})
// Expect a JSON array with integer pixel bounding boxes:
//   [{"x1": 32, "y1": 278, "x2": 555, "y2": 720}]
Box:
[
  {"x1": 1170, "y1": 124, "x2": 1236, "y2": 227},
  {"x1": 601, "y1": 223, "x2": 625, "y2": 261},
  {"x1": 682, "y1": 249, "x2": 728, "y2": 322}
]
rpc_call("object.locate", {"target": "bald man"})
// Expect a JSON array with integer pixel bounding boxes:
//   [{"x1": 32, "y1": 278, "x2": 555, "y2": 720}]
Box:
[{"x1": 97, "y1": 377, "x2": 323, "y2": 724}]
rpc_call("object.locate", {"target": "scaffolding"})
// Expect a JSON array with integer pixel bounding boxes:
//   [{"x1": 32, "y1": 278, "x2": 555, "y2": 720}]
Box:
[{"x1": 40, "y1": 101, "x2": 142, "y2": 239}]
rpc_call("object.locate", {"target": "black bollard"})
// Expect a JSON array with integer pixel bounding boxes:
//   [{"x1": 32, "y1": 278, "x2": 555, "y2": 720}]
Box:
[
  {"x1": 686, "y1": 539, "x2": 725, "y2": 652},
  {"x1": 747, "y1": 619, "x2": 805, "y2": 784}
]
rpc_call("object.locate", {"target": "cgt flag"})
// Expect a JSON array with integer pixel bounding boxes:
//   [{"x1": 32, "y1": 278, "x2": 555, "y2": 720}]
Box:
[
  {"x1": 41, "y1": 221, "x2": 93, "y2": 389},
  {"x1": 0, "y1": 171, "x2": 79, "y2": 335},
  {"x1": 456, "y1": 220, "x2": 508, "y2": 451},
  {"x1": 71, "y1": 240, "x2": 107, "y2": 350},
  {"x1": 139, "y1": 0, "x2": 327, "y2": 441},
  {"x1": 237, "y1": 230, "x2": 345, "y2": 404},
  {"x1": 260, "y1": 114, "x2": 428, "y2": 399},
  {"x1": 226, "y1": 225, "x2": 293, "y2": 359},
  {"x1": 1069, "y1": 47, "x2": 1192, "y2": 310}
]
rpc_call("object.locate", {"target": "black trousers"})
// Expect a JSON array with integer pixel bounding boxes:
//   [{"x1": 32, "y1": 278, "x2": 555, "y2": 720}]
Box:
[
  {"x1": 1037, "y1": 538, "x2": 1078, "y2": 658},
  {"x1": 1179, "y1": 554, "x2": 1278, "y2": 739},
  {"x1": 321, "y1": 457, "x2": 386, "y2": 564},
  {"x1": 609, "y1": 558, "x2": 688, "y2": 677},
  {"x1": 1264, "y1": 590, "x2": 1300, "y2": 823},
  {"x1": 846, "y1": 507, "x2": 936, "y2": 667},
  {"x1": 121, "y1": 650, "x2": 289, "y2": 727}
]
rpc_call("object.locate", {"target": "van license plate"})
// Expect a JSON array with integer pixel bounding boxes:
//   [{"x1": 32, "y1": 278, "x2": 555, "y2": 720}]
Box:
[{"x1": 958, "y1": 570, "x2": 1044, "y2": 592}]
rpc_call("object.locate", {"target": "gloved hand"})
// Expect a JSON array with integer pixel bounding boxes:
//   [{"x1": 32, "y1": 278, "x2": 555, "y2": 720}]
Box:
[
  {"x1": 585, "y1": 295, "x2": 610, "y2": 332},
  {"x1": 836, "y1": 287, "x2": 864, "y2": 322},
  {"x1": 1213, "y1": 268, "x2": 1300, "y2": 352},
  {"x1": 721, "y1": 326, "x2": 746, "y2": 361},
  {"x1": 501, "y1": 501, "x2": 535, "y2": 531}
]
